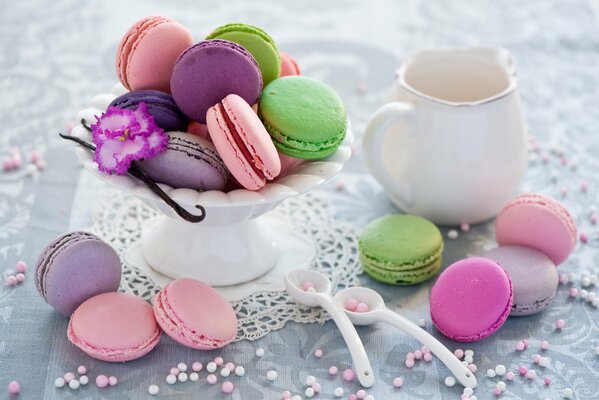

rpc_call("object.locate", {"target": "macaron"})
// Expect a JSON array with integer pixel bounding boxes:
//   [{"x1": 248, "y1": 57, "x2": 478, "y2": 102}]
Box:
[
  {"x1": 153, "y1": 278, "x2": 237, "y2": 350},
  {"x1": 68, "y1": 292, "x2": 160, "y2": 362},
  {"x1": 116, "y1": 16, "x2": 193, "y2": 93},
  {"x1": 207, "y1": 94, "x2": 281, "y2": 190},
  {"x1": 279, "y1": 51, "x2": 301, "y2": 77},
  {"x1": 35, "y1": 231, "x2": 121, "y2": 316},
  {"x1": 170, "y1": 39, "x2": 262, "y2": 123},
  {"x1": 139, "y1": 131, "x2": 228, "y2": 191},
  {"x1": 430, "y1": 257, "x2": 513, "y2": 342},
  {"x1": 187, "y1": 120, "x2": 211, "y2": 141},
  {"x1": 484, "y1": 246, "x2": 558, "y2": 316},
  {"x1": 259, "y1": 76, "x2": 347, "y2": 159},
  {"x1": 206, "y1": 23, "x2": 281, "y2": 86},
  {"x1": 358, "y1": 215, "x2": 444, "y2": 285},
  {"x1": 495, "y1": 193, "x2": 577, "y2": 265},
  {"x1": 109, "y1": 90, "x2": 188, "y2": 132}
]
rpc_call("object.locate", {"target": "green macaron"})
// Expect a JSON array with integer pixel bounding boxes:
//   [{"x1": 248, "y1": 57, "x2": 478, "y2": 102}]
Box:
[
  {"x1": 358, "y1": 215, "x2": 444, "y2": 285},
  {"x1": 206, "y1": 23, "x2": 281, "y2": 86},
  {"x1": 259, "y1": 76, "x2": 347, "y2": 159}
]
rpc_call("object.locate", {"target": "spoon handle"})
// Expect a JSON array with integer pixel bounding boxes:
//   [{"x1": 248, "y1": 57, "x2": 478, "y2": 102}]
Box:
[
  {"x1": 380, "y1": 308, "x2": 477, "y2": 389},
  {"x1": 320, "y1": 300, "x2": 375, "y2": 387}
]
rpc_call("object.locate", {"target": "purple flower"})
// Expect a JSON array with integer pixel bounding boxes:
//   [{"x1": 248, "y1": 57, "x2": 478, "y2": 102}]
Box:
[{"x1": 91, "y1": 103, "x2": 168, "y2": 174}]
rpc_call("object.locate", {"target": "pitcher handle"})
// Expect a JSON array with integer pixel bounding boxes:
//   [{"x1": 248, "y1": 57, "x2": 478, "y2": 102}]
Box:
[{"x1": 363, "y1": 102, "x2": 415, "y2": 208}]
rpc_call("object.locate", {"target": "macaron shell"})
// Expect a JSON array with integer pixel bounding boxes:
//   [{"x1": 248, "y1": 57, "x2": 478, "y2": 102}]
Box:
[
  {"x1": 430, "y1": 257, "x2": 513, "y2": 342},
  {"x1": 187, "y1": 120, "x2": 211, "y2": 140},
  {"x1": 116, "y1": 16, "x2": 193, "y2": 93},
  {"x1": 279, "y1": 51, "x2": 301, "y2": 77},
  {"x1": 153, "y1": 278, "x2": 237, "y2": 350},
  {"x1": 68, "y1": 292, "x2": 160, "y2": 362},
  {"x1": 484, "y1": 246, "x2": 558, "y2": 316},
  {"x1": 495, "y1": 193, "x2": 577, "y2": 265},
  {"x1": 171, "y1": 40, "x2": 262, "y2": 123}
]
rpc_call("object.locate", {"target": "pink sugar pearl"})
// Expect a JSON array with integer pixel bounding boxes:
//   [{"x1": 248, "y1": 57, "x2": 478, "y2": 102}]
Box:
[
  {"x1": 35, "y1": 159, "x2": 46, "y2": 170},
  {"x1": 7, "y1": 381, "x2": 20, "y2": 395},
  {"x1": 506, "y1": 371, "x2": 515, "y2": 381},
  {"x1": 580, "y1": 181, "x2": 588, "y2": 192},
  {"x1": 15, "y1": 273, "x2": 25, "y2": 283},
  {"x1": 226, "y1": 362, "x2": 235, "y2": 372},
  {"x1": 519, "y1": 367, "x2": 528, "y2": 376},
  {"x1": 493, "y1": 387, "x2": 502, "y2": 396},
  {"x1": 282, "y1": 390, "x2": 291, "y2": 398},
  {"x1": 533, "y1": 354, "x2": 541, "y2": 364},
  {"x1": 312, "y1": 382, "x2": 321, "y2": 393},
  {"x1": 460, "y1": 222, "x2": 470, "y2": 232},
  {"x1": 541, "y1": 341, "x2": 550, "y2": 350},
  {"x1": 207, "y1": 374, "x2": 217, "y2": 385},
  {"x1": 421, "y1": 346, "x2": 430, "y2": 354},
  {"x1": 64, "y1": 372, "x2": 75, "y2": 383},
  {"x1": 356, "y1": 389, "x2": 366, "y2": 399},
  {"x1": 405, "y1": 358, "x2": 415, "y2": 368},
  {"x1": 314, "y1": 349, "x2": 323, "y2": 358},
  {"x1": 2, "y1": 158, "x2": 13, "y2": 171},
  {"x1": 302, "y1": 281, "x2": 314, "y2": 291},
  {"x1": 96, "y1": 375, "x2": 109, "y2": 388},
  {"x1": 454, "y1": 349, "x2": 464, "y2": 359},
  {"x1": 108, "y1": 376, "x2": 118, "y2": 386},
  {"x1": 522, "y1": 339, "x2": 529, "y2": 348},
  {"x1": 393, "y1": 377, "x2": 403, "y2": 388},
  {"x1": 556, "y1": 319, "x2": 565, "y2": 330},
  {"x1": 591, "y1": 213, "x2": 598, "y2": 224},
  {"x1": 544, "y1": 377, "x2": 551, "y2": 385},
  {"x1": 348, "y1": 395, "x2": 358, "y2": 400},
  {"x1": 343, "y1": 368, "x2": 355, "y2": 382},
  {"x1": 516, "y1": 341, "x2": 525, "y2": 351},
  {"x1": 568, "y1": 288, "x2": 579, "y2": 297},
  {"x1": 345, "y1": 298, "x2": 358, "y2": 312},
  {"x1": 328, "y1": 366, "x2": 338, "y2": 375},
  {"x1": 170, "y1": 367, "x2": 180, "y2": 376},
  {"x1": 15, "y1": 261, "x2": 27, "y2": 273},
  {"x1": 424, "y1": 353, "x2": 433, "y2": 362},
  {"x1": 214, "y1": 357, "x2": 224, "y2": 366},
  {"x1": 356, "y1": 302, "x2": 369, "y2": 313},
  {"x1": 192, "y1": 362, "x2": 203, "y2": 372},
  {"x1": 414, "y1": 350, "x2": 423, "y2": 360},
  {"x1": 11, "y1": 157, "x2": 22, "y2": 169},
  {"x1": 30, "y1": 150, "x2": 42, "y2": 163},
  {"x1": 406, "y1": 352, "x2": 415, "y2": 360},
  {"x1": 77, "y1": 365, "x2": 87, "y2": 375},
  {"x1": 6, "y1": 276, "x2": 17, "y2": 286},
  {"x1": 467, "y1": 364, "x2": 477, "y2": 373},
  {"x1": 221, "y1": 381, "x2": 234, "y2": 394},
  {"x1": 580, "y1": 232, "x2": 588, "y2": 244}
]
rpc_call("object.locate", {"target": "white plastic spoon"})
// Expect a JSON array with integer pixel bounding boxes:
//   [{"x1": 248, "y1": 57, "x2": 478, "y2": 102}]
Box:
[
  {"x1": 284, "y1": 270, "x2": 375, "y2": 387},
  {"x1": 333, "y1": 286, "x2": 477, "y2": 389}
]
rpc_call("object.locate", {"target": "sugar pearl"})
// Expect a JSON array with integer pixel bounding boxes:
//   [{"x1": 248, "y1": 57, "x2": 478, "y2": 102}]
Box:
[
  {"x1": 364, "y1": 395, "x2": 375, "y2": 400},
  {"x1": 7, "y1": 381, "x2": 20, "y2": 395},
  {"x1": 207, "y1": 362, "x2": 217, "y2": 373},
  {"x1": 312, "y1": 382, "x2": 321, "y2": 393},
  {"x1": 108, "y1": 376, "x2": 118, "y2": 386},
  {"x1": 256, "y1": 348, "x2": 265, "y2": 357},
  {"x1": 314, "y1": 349, "x2": 323, "y2": 358},
  {"x1": 470, "y1": 397, "x2": 478, "y2": 400},
  {"x1": 334, "y1": 387, "x2": 344, "y2": 397},
  {"x1": 463, "y1": 387, "x2": 474, "y2": 396},
  {"x1": 356, "y1": 302, "x2": 369, "y2": 313},
  {"x1": 405, "y1": 358, "x2": 415, "y2": 368},
  {"x1": 519, "y1": 367, "x2": 528, "y2": 376},
  {"x1": 533, "y1": 354, "x2": 541, "y2": 364},
  {"x1": 266, "y1": 370, "x2": 278, "y2": 381},
  {"x1": 355, "y1": 389, "x2": 366, "y2": 399},
  {"x1": 563, "y1": 388, "x2": 574, "y2": 398},
  {"x1": 305, "y1": 387, "x2": 315, "y2": 398},
  {"x1": 486, "y1": 369, "x2": 496, "y2": 378},
  {"x1": 345, "y1": 298, "x2": 358, "y2": 311},
  {"x1": 454, "y1": 349, "x2": 464, "y2": 359},
  {"x1": 424, "y1": 353, "x2": 433, "y2": 362},
  {"x1": 447, "y1": 229, "x2": 459, "y2": 239},
  {"x1": 418, "y1": 318, "x2": 426, "y2": 328},
  {"x1": 222, "y1": 381, "x2": 234, "y2": 394},
  {"x1": 54, "y1": 378, "x2": 65, "y2": 388},
  {"x1": 495, "y1": 364, "x2": 506, "y2": 376},
  {"x1": 69, "y1": 380, "x2": 80, "y2": 390},
  {"x1": 497, "y1": 381, "x2": 506, "y2": 391},
  {"x1": 224, "y1": 363, "x2": 234, "y2": 372},
  {"x1": 523, "y1": 340, "x2": 529, "y2": 348},
  {"x1": 177, "y1": 362, "x2": 188, "y2": 372},
  {"x1": 544, "y1": 377, "x2": 552, "y2": 385},
  {"x1": 190, "y1": 373, "x2": 199, "y2": 382},
  {"x1": 541, "y1": 341, "x2": 550, "y2": 350},
  {"x1": 516, "y1": 341, "x2": 526, "y2": 351},
  {"x1": 192, "y1": 362, "x2": 203, "y2": 372},
  {"x1": 464, "y1": 355, "x2": 474, "y2": 364},
  {"x1": 291, "y1": 396, "x2": 301, "y2": 400},
  {"x1": 493, "y1": 387, "x2": 502, "y2": 396},
  {"x1": 464, "y1": 349, "x2": 474, "y2": 357},
  {"x1": 207, "y1": 374, "x2": 217, "y2": 385},
  {"x1": 414, "y1": 350, "x2": 423, "y2": 360},
  {"x1": 96, "y1": 375, "x2": 109, "y2": 388},
  {"x1": 6, "y1": 276, "x2": 17, "y2": 286},
  {"x1": 468, "y1": 364, "x2": 478, "y2": 373},
  {"x1": 526, "y1": 369, "x2": 536, "y2": 379},
  {"x1": 178, "y1": 372, "x2": 188, "y2": 382},
  {"x1": 15, "y1": 273, "x2": 25, "y2": 282},
  {"x1": 170, "y1": 367, "x2": 180, "y2": 376},
  {"x1": 393, "y1": 377, "x2": 403, "y2": 388},
  {"x1": 305, "y1": 375, "x2": 317, "y2": 386},
  {"x1": 166, "y1": 375, "x2": 176, "y2": 385},
  {"x1": 539, "y1": 357, "x2": 549, "y2": 367},
  {"x1": 343, "y1": 368, "x2": 355, "y2": 381},
  {"x1": 556, "y1": 319, "x2": 565, "y2": 329},
  {"x1": 79, "y1": 376, "x2": 89, "y2": 386},
  {"x1": 328, "y1": 366, "x2": 338, "y2": 375},
  {"x1": 220, "y1": 368, "x2": 230, "y2": 378},
  {"x1": 302, "y1": 281, "x2": 314, "y2": 291},
  {"x1": 406, "y1": 352, "x2": 415, "y2": 359},
  {"x1": 235, "y1": 366, "x2": 245, "y2": 376},
  {"x1": 282, "y1": 390, "x2": 291, "y2": 398},
  {"x1": 444, "y1": 377, "x2": 456, "y2": 387},
  {"x1": 64, "y1": 372, "x2": 75, "y2": 383},
  {"x1": 148, "y1": 385, "x2": 159, "y2": 395},
  {"x1": 15, "y1": 261, "x2": 27, "y2": 273},
  {"x1": 460, "y1": 223, "x2": 470, "y2": 232},
  {"x1": 214, "y1": 357, "x2": 224, "y2": 366},
  {"x1": 506, "y1": 371, "x2": 515, "y2": 381}
]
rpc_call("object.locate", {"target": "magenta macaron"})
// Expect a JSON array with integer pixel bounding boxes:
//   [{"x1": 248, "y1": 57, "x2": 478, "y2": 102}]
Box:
[
  {"x1": 153, "y1": 278, "x2": 237, "y2": 350},
  {"x1": 207, "y1": 94, "x2": 281, "y2": 190},
  {"x1": 68, "y1": 292, "x2": 161, "y2": 362},
  {"x1": 430, "y1": 257, "x2": 513, "y2": 342},
  {"x1": 495, "y1": 193, "x2": 577, "y2": 265}
]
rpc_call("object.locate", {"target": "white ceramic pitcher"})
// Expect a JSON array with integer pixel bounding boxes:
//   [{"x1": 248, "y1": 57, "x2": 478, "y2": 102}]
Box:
[{"x1": 363, "y1": 47, "x2": 527, "y2": 225}]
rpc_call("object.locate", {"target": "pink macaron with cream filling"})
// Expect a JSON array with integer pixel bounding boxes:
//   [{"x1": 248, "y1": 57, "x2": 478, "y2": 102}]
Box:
[
  {"x1": 495, "y1": 193, "x2": 577, "y2": 265},
  {"x1": 153, "y1": 278, "x2": 237, "y2": 350},
  {"x1": 207, "y1": 94, "x2": 281, "y2": 190}
]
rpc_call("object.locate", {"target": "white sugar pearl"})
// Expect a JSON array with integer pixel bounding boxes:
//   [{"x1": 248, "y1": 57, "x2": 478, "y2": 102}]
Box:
[
  {"x1": 220, "y1": 368, "x2": 230, "y2": 377},
  {"x1": 464, "y1": 350, "x2": 474, "y2": 357},
  {"x1": 178, "y1": 372, "x2": 188, "y2": 382},
  {"x1": 580, "y1": 290, "x2": 589, "y2": 299},
  {"x1": 305, "y1": 375, "x2": 317, "y2": 386},
  {"x1": 486, "y1": 369, "x2": 496, "y2": 378},
  {"x1": 591, "y1": 275, "x2": 598, "y2": 284},
  {"x1": 148, "y1": 385, "x2": 160, "y2": 395},
  {"x1": 497, "y1": 381, "x2": 507, "y2": 391},
  {"x1": 444, "y1": 376, "x2": 456, "y2": 387},
  {"x1": 189, "y1": 373, "x2": 199, "y2": 382},
  {"x1": 307, "y1": 287, "x2": 316, "y2": 292},
  {"x1": 255, "y1": 348, "x2": 265, "y2": 357},
  {"x1": 418, "y1": 318, "x2": 426, "y2": 327},
  {"x1": 166, "y1": 374, "x2": 177, "y2": 385},
  {"x1": 305, "y1": 387, "x2": 315, "y2": 398},
  {"x1": 235, "y1": 366, "x2": 246, "y2": 376},
  {"x1": 539, "y1": 357, "x2": 549, "y2": 367},
  {"x1": 447, "y1": 229, "x2": 459, "y2": 239},
  {"x1": 207, "y1": 362, "x2": 217, "y2": 373},
  {"x1": 464, "y1": 355, "x2": 474, "y2": 364},
  {"x1": 582, "y1": 277, "x2": 591, "y2": 287},
  {"x1": 563, "y1": 388, "x2": 574, "y2": 398},
  {"x1": 364, "y1": 396, "x2": 375, "y2": 400},
  {"x1": 54, "y1": 378, "x2": 65, "y2": 388},
  {"x1": 266, "y1": 370, "x2": 277, "y2": 381},
  {"x1": 69, "y1": 380, "x2": 80, "y2": 390},
  {"x1": 177, "y1": 362, "x2": 187, "y2": 372},
  {"x1": 470, "y1": 396, "x2": 478, "y2": 400},
  {"x1": 79, "y1": 375, "x2": 89, "y2": 386},
  {"x1": 495, "y1": 364, "x2": 507, "y2": 376},
  {"x1": 461, "y1": 361, "x2": 469, "y2": 367},
  {"x1": 463, "y1": 387, "x2": 474, "y2": 396},
  {"x1": 291, "y1": 396, "x2": 302, "y2": 400},
  {"x1": 334, "y1": 387, "x2": 344, "y2": 397}
]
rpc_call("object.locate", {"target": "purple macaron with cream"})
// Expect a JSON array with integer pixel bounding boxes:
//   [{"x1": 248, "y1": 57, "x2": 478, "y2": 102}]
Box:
[
  {"x1": 35, "y1": 232, "x2": 122, "y2": 316},
  {"x1": 170, "y1": 39, "x2": 262, "y2": 123},
  {"x1": 109, "y1": 89, "x2": 188, "y2": 132}
]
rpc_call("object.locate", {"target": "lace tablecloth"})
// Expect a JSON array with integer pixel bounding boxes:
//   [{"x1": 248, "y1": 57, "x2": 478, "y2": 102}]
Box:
[{"x1": 2, "y1": 0, "x2": 599, "y2": 399}]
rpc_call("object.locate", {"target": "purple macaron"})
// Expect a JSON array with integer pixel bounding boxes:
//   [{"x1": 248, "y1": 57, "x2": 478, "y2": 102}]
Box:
[
  {"x1": 170, "y1": 39, "x2": 263, "y2": 123},
  {"x1": 139, "y1": 131, "x2": 228, "y2": 190},
  {"x1": 35, "y1": 231, "x2": 121, "y2": 316},
  {"x1": 109, "y1": 89, "x2": 188, "y2": 132}
]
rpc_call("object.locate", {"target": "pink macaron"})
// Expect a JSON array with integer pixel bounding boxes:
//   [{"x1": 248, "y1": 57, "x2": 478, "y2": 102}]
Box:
[
  {"x1": 430, "y1": 257, "x2": 513, "y2": 342},
  {"x1": 207, "y1": 94, "x2": 281, "y2": 190},
  {"x1": 68, "y1": 292, "x2": 161, "y2": 362},
  {"x1": 153, "y1": 278, "x2": 237, "y2": 350},
  {"x1": 116, "y1": 16, "x2": 193, "y2": 93},
  {"x1": 279, "y1": 51, "x2": 301, "y2": 77},
  {"x1": 495, "y1": 193, "x2": 577, "y2": 265}
]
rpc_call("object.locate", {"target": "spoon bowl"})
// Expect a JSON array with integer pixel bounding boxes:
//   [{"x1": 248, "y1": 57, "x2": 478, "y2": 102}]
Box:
[
  {"x1": 284, "y1": 269, "x2": 332, "y2": 306},
  {"x1": 333, "y1": 286, "x2": 385, "y2": 325}
]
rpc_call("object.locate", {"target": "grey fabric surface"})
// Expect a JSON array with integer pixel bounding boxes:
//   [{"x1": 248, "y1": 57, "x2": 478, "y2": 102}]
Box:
[{"x1": 1, "y1": 0, "x2": 599, "y2": 399}]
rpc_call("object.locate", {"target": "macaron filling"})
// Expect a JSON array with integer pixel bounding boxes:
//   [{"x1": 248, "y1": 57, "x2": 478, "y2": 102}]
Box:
[{"x1": 263, "y1": 119, "x2": 346, "y2": 157}]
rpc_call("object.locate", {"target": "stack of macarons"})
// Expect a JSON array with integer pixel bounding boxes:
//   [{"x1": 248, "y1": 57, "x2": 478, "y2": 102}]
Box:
[
  {"x1": 429, "y1": 193, "x2": 577, "y2": 342},
  {"x1": 110, "y1": 16, "x2": 347, "y2": 192},
  {"x1": 35, "y1": 232, "x2": 237, "y2": 361}
]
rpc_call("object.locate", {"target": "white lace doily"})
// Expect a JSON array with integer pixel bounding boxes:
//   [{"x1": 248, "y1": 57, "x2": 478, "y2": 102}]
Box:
[{"x1": 90, "y1": 191, "x2": 361, "y2": 341}]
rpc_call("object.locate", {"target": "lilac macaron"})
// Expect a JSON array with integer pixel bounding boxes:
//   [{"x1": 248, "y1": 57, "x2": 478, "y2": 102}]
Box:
[
  {"x1": 170, "y1": 39, "x2": 262, "y2": 123},
  {"x1": 109, "y1": 90, "x2": 188, "y2": 132},
  {"x1": 35, "y1": 232, "x2": 122, "y2": 316},
  {"x1": 139, "y1": 131, "x2": 228, "y2": 190}
]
